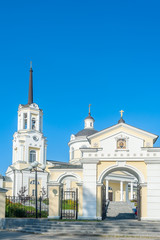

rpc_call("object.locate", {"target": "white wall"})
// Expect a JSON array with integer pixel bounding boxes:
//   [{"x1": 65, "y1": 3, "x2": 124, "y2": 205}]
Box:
[
  {"x1": 100, "y1": 132, "x2": 143, "y2": 155},
  {"x1": 82, "y1": 163, "x2": 97, "y2": 219},
  {"x1": 147, "y1": 163, "x2": 160, "y2": 219}
]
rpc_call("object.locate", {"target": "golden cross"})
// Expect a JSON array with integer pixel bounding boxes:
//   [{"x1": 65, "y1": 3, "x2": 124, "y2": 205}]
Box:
[
  {"x1": 89, "y1": 104, "x2": 91, "y2": 114},
  {"x1": 120, "y1": 110, "x2": 124, "y2": 118}
]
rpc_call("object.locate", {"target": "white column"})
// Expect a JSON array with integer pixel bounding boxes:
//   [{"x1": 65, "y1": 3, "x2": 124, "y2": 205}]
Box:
[
  {"x1": 37, "y1": 114, "x2": 40, "y2": 131},
  {"x1": 120, "y1": 181, "x2": 123, "y2": 201},
  {"x1": 126, "y1": 183, "x2": 129, "y2": 202},
  {"x1": 18, "y1": 145, "x2": 23, "y2": 161},
  {"x1": 18, "y1": 115, "x2": 20, "y2": 131},
  {"x1": 130, "y1": 182, "x2": 133, "y2": 200},
  {"x1": 28, "y1": 111, "x2": 31, "y2": 130},
  {"x1": 106, "y1": 179, "x2": 109, "y2": 200},
  {"x1": 41, "y1": 115, "x2": 43, "y2": 133},
  {"x1": 81, "y1": 162, "x2": 97, "y2": 219},
  {"x1": 22, "y1": 113, "x2": 24, "y2": 129}
]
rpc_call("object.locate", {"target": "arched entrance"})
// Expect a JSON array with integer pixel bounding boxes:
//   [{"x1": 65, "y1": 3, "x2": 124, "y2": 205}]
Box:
[
  {"x1": 48, "y1": 171, "x2": 82, "y2": 220},
  {"x1": 59, "y1": 174, "x2": 79, "y2": 219},
  {"x1": 98, "y1": 164, "x2": 146, "y2": 221}
]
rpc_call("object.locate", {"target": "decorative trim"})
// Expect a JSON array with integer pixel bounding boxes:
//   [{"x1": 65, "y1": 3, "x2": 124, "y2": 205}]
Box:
[
  {"x1": 47, "y1": 182, "x2": 62, "y2": 186},
  {"x1": 88, "y1": 122, "x2": 158, "y2": 140},
  {"x1": 145, "y1": 159, "x2": 160, "y2": 164},
  {"x1": 56, "y1": 172, "x2": 82, "y2": 184},
  {"x1": 49, "y1": 169, "x2": 82, "y2": 172},
  {"x1": 80, "y1": 159, "x2": 100, "y2": 164},
  {"x1": 116, "y1": 161, "x2": 126, "y2": 167},
  {"x1": 98, "y1": 163, "x2": 145, "y2": 184},
  {"x1": 80, "y1": 148, "x2": 102, "y2": 152},
  {"x1": 96, "y1": 183, "x2": 103, "y2": 186}
]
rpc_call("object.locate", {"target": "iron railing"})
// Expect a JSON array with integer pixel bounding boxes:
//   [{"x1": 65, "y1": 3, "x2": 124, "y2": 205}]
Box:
[{"x1": 6, "y1": 196, "x2": 49, "y2": 218}]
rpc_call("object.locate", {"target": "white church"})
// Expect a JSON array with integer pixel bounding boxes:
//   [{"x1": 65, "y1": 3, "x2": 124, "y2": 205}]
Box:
[{"x1": 1, "y1": 65, "x2": 160, "y2": 220}]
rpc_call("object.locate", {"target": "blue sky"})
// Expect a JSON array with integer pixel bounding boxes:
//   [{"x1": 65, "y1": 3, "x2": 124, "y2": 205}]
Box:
[{"x1": 1, "y1": 0, "x2": 160, "y2": 175}]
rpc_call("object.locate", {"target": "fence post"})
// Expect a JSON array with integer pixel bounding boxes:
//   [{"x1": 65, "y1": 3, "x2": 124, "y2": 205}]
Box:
[
  {"x1": 39, "y1": 196, "x2": 42, "y2": 218},
  {"x1": 0, "y1": 188, "x2": 8, "y2": 218},
  {"x1": 48, "y1": 184, "x2": 61, "y2": 219},
  {"x1": 76, "y1": 188, "x2": 78, "y2": 220}
]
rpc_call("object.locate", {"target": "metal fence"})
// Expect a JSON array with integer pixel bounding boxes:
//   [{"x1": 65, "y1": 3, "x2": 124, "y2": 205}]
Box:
[{"x1": 6, "y1": 196, "x2": 49, "y2": 218}]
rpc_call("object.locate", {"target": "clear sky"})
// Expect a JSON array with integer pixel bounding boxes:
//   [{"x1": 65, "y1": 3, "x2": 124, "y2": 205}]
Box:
[{"x1": 1, "y1": 0, "x2": 160, "y2": 175}]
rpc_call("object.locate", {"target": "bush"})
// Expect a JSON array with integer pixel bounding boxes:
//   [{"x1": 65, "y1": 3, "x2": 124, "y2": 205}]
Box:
[{"x1": 5, "y1": 201, "x2": 48, "y2": 218}]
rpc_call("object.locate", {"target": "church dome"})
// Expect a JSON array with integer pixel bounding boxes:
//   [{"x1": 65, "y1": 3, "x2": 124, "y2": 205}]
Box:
[
  {"x1": 84, "y1": 115, "x2": 95, "y2": 121},
  {"x1": 74, "y1": 105, "x2": 98, "y2": 137},
  {"x1": 75, "y1": 128, "x2": 98, "y2": 137}
]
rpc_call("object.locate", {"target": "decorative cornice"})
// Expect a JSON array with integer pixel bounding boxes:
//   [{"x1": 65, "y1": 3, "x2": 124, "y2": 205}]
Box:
[
  {"x1": 80, "y1": 158, "x2": 100, "y2": 164},
  {"x1": 145, "y1": 159, "x2": 160, "y2": 164}
]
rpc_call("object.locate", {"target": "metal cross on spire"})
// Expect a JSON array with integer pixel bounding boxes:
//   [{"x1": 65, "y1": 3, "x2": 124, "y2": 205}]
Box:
[{"x1": 120, "y1": 110, "x2": 124, "y2": 118}]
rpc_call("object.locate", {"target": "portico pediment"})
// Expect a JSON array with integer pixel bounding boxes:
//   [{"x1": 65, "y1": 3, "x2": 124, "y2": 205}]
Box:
[{"x1": 87, "y1": 123, "x2": 158, "y2": 149}]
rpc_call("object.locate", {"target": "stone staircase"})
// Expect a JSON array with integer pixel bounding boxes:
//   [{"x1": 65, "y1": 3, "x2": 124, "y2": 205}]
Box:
[
  {"x1": 106, "y1": 201, "x2": 135, "y2": 219},
  {"x1": 4, "y1": 219, "x2": 160, "y2": 238}
]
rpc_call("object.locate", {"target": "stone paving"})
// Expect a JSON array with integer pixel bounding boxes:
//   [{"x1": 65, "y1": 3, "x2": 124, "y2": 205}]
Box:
[{"x1": 1, "y1": 230, "x2": 160, "y2": 240}]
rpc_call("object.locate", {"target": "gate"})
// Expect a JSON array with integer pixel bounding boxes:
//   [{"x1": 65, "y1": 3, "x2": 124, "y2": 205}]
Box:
[
  {"x1": 102, "y1": 185, "x2": 106, "y2": 220},
  {"x1": 60, "y1": 188, "x2": 78, "y2": 219},
  {"x1": 137, "y1": 184, "x2": 141, "y2": 221}
]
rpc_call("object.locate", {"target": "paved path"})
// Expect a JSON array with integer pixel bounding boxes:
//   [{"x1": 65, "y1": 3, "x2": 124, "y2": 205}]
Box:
[{"x1": 1, "y1": 230, "x2": 160, "y2": 240}]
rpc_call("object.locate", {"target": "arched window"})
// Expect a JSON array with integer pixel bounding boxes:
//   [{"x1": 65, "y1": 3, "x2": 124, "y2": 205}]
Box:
[
  {"x1": 32, "y1": 118, "x2": 36, "y2": 130},
  {"x1": 29, "y1": 150, "x2": 36, "y2": 163}
]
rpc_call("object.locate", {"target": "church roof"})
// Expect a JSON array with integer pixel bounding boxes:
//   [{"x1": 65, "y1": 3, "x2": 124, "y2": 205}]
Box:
[
  {"x1": 87, "y1": 122, "x2": 158, "y2": 143},
  {"x1": 84, "y1": 113, "x2": 95, "y2": 121},
  {"x1": 47, "y1": 160, "x2": 82, "y2": 169},
  {"x1": 3, "y1": 176, "x2": 12, "y2": 182},
  {"x1": 75, "y1": 128, "x2": 98, "y2": 137}
]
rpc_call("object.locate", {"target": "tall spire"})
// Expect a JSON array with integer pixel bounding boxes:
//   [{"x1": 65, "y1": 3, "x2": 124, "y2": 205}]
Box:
[
  {"x1": 28, "y1": 61, "x2": 33, "y2": 105},
  {"x1": 88, "y1": 104, "x2": 91, "y2": 116}
]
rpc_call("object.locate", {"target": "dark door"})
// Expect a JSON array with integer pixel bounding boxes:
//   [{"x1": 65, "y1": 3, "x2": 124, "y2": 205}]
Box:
[{"x1": 109, "y1": 192, "x2": 113, "y2": 201}]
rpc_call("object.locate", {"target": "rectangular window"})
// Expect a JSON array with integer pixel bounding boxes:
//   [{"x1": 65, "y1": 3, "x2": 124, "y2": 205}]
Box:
[{"x1": 23, "y1": 113, "x2": 27, "y2": 129}]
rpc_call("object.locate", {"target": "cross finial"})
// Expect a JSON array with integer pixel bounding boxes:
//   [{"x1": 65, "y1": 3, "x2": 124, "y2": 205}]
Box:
[
  {"x1": 120, "y1": 110, "x2": 124, "y2": 118},
  {"x1": 89, "y1": 104, "x2": 91, "y2": 115}
]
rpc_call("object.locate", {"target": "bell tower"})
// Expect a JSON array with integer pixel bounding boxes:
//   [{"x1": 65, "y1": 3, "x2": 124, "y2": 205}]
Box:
[{"x1": 12, "y1": 64, "x2": 47, "y2": 166}]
